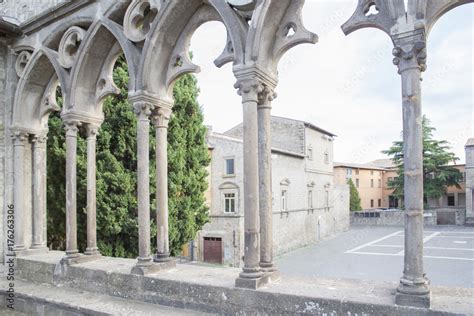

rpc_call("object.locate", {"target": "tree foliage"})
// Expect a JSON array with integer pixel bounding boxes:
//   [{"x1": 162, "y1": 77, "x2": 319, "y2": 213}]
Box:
[
  {"x1": 47, "y1": 56, "x2": 210, "y2": 257},
  {"x1": 347, "y1": 178, "x2": 362, "y2": 211},
  {"x1": 382, "y1": 116, "x2": 462, "y2": 205}
]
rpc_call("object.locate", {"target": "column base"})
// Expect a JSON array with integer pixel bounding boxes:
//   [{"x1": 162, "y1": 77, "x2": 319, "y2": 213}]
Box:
[
  {"x1": 260, "y1": 263, "x2": 280, "y2": 283},
  {"x1": 131, "y1": 260, "x2": 176, "y2": 276},
  {"x1": 84, "y1": 248, "x2": 101, "y2": 256},
  {"x1": 235, "y1": 274, "x2": 270, "y2": 290},
  {"x1": 154, "y1": 252, "x2": 173, "y2": 263},
  {"x1": 396, "y1": 279, "x2": 431, "y2": 308},
  {"x1": 395, "y1": 291, "x2": 431, "y2": 308},
  {"x1": 60, "y1": 253, "x2": 102, "y2": 265},
  {"x1": 15, "y1": 247, "x2": 49, "y2": 257}
]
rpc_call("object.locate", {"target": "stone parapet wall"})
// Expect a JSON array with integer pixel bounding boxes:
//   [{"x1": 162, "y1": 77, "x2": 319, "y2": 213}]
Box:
[
  {"x1": 350, "y1": 210, "x2": 437, "y2": 226},
  {"x1": 0, "y1": 0, "x2": 64, "y2": 24}
]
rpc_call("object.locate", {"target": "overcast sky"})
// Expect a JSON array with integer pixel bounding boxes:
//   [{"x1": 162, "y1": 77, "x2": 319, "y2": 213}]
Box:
[{"x1": 190, "y1": 0, "x2": 473, "y2": 164}]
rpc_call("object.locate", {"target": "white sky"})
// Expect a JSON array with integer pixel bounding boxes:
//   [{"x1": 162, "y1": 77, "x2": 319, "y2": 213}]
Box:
[{"x1": 190, "y1": 1, "x2": 473, "y2": 164}]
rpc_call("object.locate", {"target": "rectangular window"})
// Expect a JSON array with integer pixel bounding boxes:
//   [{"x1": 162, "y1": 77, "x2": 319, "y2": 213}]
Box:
[
  {"x1": 225, "y1": 158, "x2": 235, "y2": 175},
  {"x1": 356, "y1": 179, "x2": 359, "y2": 188},
  {"x1": 308, "y1": 191, "x2": 313, "y2": 209},
  {"x1": 371, "y1": 170, "x2": 374, "y2": 175},
  {"x1": 355, "y1": 169, "x2": 359, "y2": 175},
  {"x1": 307, "y1": 148, "x2": 313, "y2": 160},
  {"x1": 378, "y1": 179, "x2": 381, "y2": 188},
  {"x1": 346, "y1": 168, "x2": 352, "y2": 177},
  {"x1": 281, "y1": 190, "x2": 288, "y2": 211},
  {"x1": 324, "y1": 152, "x2": 329, "y2": 164},
  {"x1": 371, "y1": 179, "x2": 374, "y2": 188},
  {"x1": 378, "y1": 199, "x2": 381, "y2": 207},
  {"x1": 224, "y1": 193, "x2": 236, "y2": 213},
  {"x1": 371, "y1": 199, "x2": 374, "y2": 208}
]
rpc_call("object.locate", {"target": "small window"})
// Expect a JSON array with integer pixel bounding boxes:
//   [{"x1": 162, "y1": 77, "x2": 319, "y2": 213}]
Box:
[
  {"x1": 355, "y1": 169, "x2": 359, "y2": 175},
  {"x1": 224, "y1": 193, "x2": 236, "y2": 213},
  {"x1": 388, "y1": 177, "x2": 393, "y2": 182},
  {"x1": 225, "y1": 158, "x2": 235, "y2": 175},
  {"x1": 324, "y1": 151, "x2": 329, "y2": 164},
  {"x1": 371, "y1": 171, "x2": 374, "y2": 175},
  {"x1": 356, "y1": 179, "x2": 359, "y2": 188},
  {"x1": 308, "y1": 191, "x2": 313, "y2": 209},
  {"x1": 378, "y1": 179, "x2": 381, "y2": 188},
  {"x1": 371, "y1": 199, "x2": 374, "y2": 208},
  {"x1": 346, "y1": 168, "x2": 352, "y2": 177},
  {"x1": 371, "y1": 179, "x2": 374, "y2": 188},
  {"x1": 307, "y1": 148, "x2": 313, "y2": 160},
  {"x1": 378, "y1": 199, "x2": 381, "y2": 207},
  {"x1": 281, "y1": 190, "x2": 288, "y2": 211}
]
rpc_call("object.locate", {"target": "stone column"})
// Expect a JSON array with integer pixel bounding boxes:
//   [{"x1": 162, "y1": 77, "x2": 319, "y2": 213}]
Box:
[
  {"x1": 12, "y1": 131, "x2": 29, "y2": 251},
  {"x1": 85, "y1": 124, "x2": 100, "y2": 256},
  {"x1": 393, "y1": 40, "x2": 430, "y2": 307},
  {"x1": 258, "y1": 86, "x2": 277, "y2": 275},
  {"x1": 133, "y1": 101, "x2": 154, "y2": 269},
  {"x1": 31, "y1": 134, "x2": 48, "y2": 250},
  {"x1": 235, "y1": 79, "x2": 264, "y2": 288},
  {"x1": 64, "y1": 120, "x2": 81, "y2": 259},
  {"x1": 152, "y1": 106, "x2": 172, "y2": 263}
]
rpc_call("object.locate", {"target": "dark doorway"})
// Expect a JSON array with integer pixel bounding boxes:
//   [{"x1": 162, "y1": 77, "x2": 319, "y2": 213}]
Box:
[
  {"x1": 447, "y1": 195, "x2": 455, "y2": 207},
  {"x1": 203, "y1": 237, "x2": 223, "y2": 264},
  {"x1": 389, "y1": 195, "x2": 399, "y2": 208}
]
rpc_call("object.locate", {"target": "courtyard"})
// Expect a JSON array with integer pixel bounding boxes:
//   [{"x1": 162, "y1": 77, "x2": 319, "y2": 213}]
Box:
[{"x1": 277, "y1": 226, "x2": 474, "y2": 289}]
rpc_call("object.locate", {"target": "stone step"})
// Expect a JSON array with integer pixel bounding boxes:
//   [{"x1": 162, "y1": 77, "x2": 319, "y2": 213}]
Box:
[
  {"x1": 465, "y1": 217, "x2": 474, "y2": 226},
  {"x1": 0, "y1": 278, "x2": 213, "y2": 316}
]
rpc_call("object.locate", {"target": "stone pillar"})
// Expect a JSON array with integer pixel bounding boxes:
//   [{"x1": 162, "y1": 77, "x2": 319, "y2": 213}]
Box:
[
  {"x1": 64, "y1": 120, "x2": 81, "y2": 259},
  {"x1": 258, "y1": 86, "x2": 277, "y2": 276},
  {"x1": 132, "y1": 101, "x2": 154, "y2": 271},
  {"x1": 393, "y1": 40, "x2": 430, "y2": 307},
  {"x1": 31, "y1": 134, "x2": 48, "y2": 250},
  {"x1": 235, "y1": 78, "x2": 265, "y2": 289},
  {"x1": 152, "y1": 106, "x2": 172, "y2": 263},
  {"x1": 12, "y1": 131, "x2": 29, "y2": 252},
  {"x1": 85, "y1": 124, "x2": 100, "y2": 256}
]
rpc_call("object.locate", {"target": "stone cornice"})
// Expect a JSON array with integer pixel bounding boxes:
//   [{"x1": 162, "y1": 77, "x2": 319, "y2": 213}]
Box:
[
  {"x1": 20, "y1": 0, "x2": 94, "y2": 35},
  {"x1": 129, "y1": 91, "x2": 174, "y2": 110},
  {"x1": 233, "y1": 65, "x2": 278, "y2": 89},
  {"x1": 61, "y1": 110, "x2": 104, "y2": 126}
]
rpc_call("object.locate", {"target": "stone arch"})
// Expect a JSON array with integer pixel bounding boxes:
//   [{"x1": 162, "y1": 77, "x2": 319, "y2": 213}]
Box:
[
  {"x1": 423, "y1": 0, "x2": 473, "y2": 34},
  {"x1": 66, "y1": 19, "x2": 140, "y2": 120},
  {"x1": 245, "y1": 0, "x2": 317, "y2": 75},
  {"x1": 12, "y1": 48, "x2": 66, "y2": 132},
  {"x1": 137, "y1": 0, "x2": 247, "y2": 99}
]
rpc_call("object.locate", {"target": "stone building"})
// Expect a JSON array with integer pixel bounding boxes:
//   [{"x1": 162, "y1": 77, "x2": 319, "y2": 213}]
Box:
[
  {"x1": 466, "y1": 138, "x2": 474, "y2": 220},
  {"x1": 196, "y1": 116, "x2": 350, "y2": 267}
]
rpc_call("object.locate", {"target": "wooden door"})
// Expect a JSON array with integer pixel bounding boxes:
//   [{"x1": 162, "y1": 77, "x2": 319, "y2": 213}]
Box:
[{"x1": 203, "y1": 237, "x2": 222, "y2": 264}]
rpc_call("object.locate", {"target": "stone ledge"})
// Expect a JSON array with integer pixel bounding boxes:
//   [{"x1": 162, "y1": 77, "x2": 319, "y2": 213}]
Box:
[{"x1": 12, "y1": 252, "x2": 473, "y2": 315}]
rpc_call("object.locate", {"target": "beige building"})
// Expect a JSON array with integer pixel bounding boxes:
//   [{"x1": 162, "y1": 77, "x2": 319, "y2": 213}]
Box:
[{"x1": 335, "y1": 159, "x2": 467, "y2": 210}]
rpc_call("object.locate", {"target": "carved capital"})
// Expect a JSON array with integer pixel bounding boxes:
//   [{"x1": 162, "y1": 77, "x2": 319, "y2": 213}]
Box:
[
  {"x1": 11, "y1": 131, "x2": 29, "y2": 146},
  {"x1": 133, "y1": 102, "x2": 154, "y2": 120},
  {"x1": 151, "y1": 107, "x2": 172, "y2": 129},
  {"x1": 258, "y1": 85, "x2": 277, "y2": 109},
  {"x1": 64, "y1": 120, "x2": 81, "y2": 137},
  {"x1": 85, "y1": 124, "x2": 100, "y2": 139},
  {"x1": 392, "y1": 41, "x2": 427, "y2": 74},
  {"x1": 31, "y1": 134, "x2": 48, "y2": 147},
  {"x1": 234, "y1": 79, "x2": 264, "y2": 103}
]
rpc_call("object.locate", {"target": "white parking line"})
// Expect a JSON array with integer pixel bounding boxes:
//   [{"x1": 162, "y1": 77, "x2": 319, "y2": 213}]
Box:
[
  {"x1": 348, "y1": 252, "x2": 474, "y2": 261},
  {"x1": 395, "y1": 232, "x2": 440, "y2": 255},
  {"x1": 345, "y1": 231, "x2": 403, "y2": 254},
  {"x1": 369, "y1": 244, "x2": 474, "y2": 251}
]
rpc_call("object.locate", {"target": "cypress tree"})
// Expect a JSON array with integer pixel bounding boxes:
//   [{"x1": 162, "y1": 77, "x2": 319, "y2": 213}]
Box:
[{"x1": 47, "y1": 56, "x2": 210, "y2": 257}]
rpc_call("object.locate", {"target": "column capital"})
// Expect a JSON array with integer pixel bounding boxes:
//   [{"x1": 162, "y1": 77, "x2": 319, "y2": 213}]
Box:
[
  {"x1": 11, "y1": 131, "x2": 29, "y2": 146},
  {"x1": 85, "y1": 124, "x2": 100, "y2": 139},
  {"x1": 133, "y1": 102, "x2": 154, "y2": 120},
  {"x1": 234, "y1": 78, "x2": 264, "y2": 103},
  {"x1": 151, "y1": 107, "x2": 172, "y2": 129},
  {"x1": 64, "y1": 120, "x2": 81, "y2": 136},
  {"x1": 392, "y1": 40, "x2": 427, "y2": 74},
  {"x1": 31, "y1": 134, "x2": 48, "y2": 146},
  {"x1": 258, "y1": 85, "x2": 277, "y2": 109}
]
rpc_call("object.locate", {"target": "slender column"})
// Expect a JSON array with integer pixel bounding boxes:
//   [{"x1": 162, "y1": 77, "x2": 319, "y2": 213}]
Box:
[
  {"x1": 236, "y1": 79, "x2": 264, "y2": 284},
  {"x1": 64, "y1": 121, "x2": 81, "y2": 258},
  {"x1": 12, "y1": 131, "x2": 29, "y2": 251},
  {"x1": 393, "y1": 40, "x2": 430, "y2": 306},
  {"x1": 152, "y1": 106, "x2": 172, "y2": 262},
  {"x1": 85, "y1": 124, "x2": 100, "y2": 256},
  {"x1": 31, "y1": 134, "x2": 47, "y2": 249},
  {"x1": 258, "y1": 86, "x2": 277, "y2": 273},
  {"x1": 134, "y1": 102, "x2": 153, "y2": 267}
]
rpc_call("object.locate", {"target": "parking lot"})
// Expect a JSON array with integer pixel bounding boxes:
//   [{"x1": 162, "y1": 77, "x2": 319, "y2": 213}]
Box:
[{"x1": 276, "y1": 226, "x2": 474, "y2": 288}]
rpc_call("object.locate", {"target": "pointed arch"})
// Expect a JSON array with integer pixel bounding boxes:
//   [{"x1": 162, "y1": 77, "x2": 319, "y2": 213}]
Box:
[{"x1": 12, "y1": 48, "x2": 66, "y2": 133}]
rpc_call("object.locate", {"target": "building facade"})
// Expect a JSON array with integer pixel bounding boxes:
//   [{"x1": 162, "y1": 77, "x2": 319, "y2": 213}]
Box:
[{"x1": 197, "y1": 117, "x2": 350, "y2": 267}]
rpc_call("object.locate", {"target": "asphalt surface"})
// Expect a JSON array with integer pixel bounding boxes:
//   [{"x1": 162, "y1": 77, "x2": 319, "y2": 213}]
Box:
[{"x1": 276, "y1": 225, "x2": 474, "y2": 288}]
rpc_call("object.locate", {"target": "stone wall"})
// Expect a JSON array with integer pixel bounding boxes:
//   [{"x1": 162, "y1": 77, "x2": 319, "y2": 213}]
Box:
[
  {"x1": 350, "y1": 210, "x2": 437, "y2": 226},
  {"x1": 0, "y1": 0, "x2": 64, "y2": 24},
  {"x1": 0, "y1": 41, "x2": 6, "y2": 264}
]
